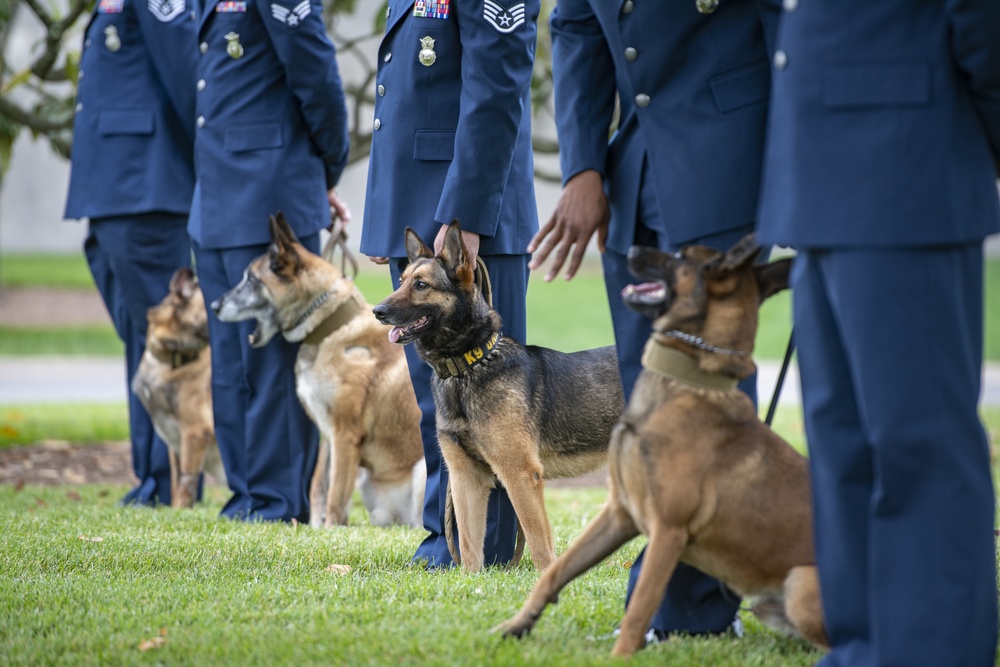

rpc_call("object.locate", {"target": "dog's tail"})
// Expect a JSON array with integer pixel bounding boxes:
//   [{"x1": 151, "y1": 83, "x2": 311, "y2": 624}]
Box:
[{"x1": 444, "y1": 480, "x2": 525, "y2": 568}]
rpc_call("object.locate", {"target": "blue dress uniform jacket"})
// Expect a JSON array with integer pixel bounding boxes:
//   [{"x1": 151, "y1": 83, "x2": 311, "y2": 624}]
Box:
[
  {"x1": 65, "y1": 0, "x2": 197, "y2": 219},
  {"x1": 189, "y1": 0, "x2": 349, "y2": 249},
  {"x1": 551, "y1": 0, "x2": 772, "y2": 255},
  {"x1": 758, "y1": 2, "x2": 1000, "y2": 666},
  {"x1": 64, "y1": 0, "x2": 198, "y2": 506},
  {"x1": 758, "y1": 0, "x2": 1000, "y2": 249},
  {"x1": 359, "y1": 0, "x2": 540, "y2": 257}
]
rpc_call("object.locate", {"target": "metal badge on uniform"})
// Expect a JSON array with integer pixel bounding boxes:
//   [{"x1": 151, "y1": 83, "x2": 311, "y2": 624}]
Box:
[
  {"x1": 418, "y1": 36, "x2": 436, "y2": 67},
  {"x1": 103, "y1": 25, "x2": 121, "y2": 52},
  {"x1": 148, "y1": 0, "x2": 185, "y2": 22},
  {"x1": 696, "y1": 0, "x2": 719, "y2": 13},
  {"x1": 97, "y1": 0, "x2": 124, "y2": 13},
  {"x1": 413, "y1": 0, "x2": 450, "y2": 19},
  {"x1": 483, "y1": 0, "x2": 525, "y2": 33},
  {"x1": 225, "y1": 31, "x2": 244, "y2": 59},
  {"x1": 271, "y1": 0, "x2": 310, "y2": 27}
]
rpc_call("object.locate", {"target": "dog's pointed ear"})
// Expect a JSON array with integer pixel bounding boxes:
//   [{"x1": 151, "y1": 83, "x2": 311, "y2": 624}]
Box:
[
  {"x1": 439, "y1": 220, "x2": 472, "y2": 276},
  {"x1": 169, "y1": 266, "x2": 198, "y2": 299},
  {"x1": 720, "y1": 233, "x2": 762, "y2": 271},
  {"x1": 404, "y1": 227, "x2": 433, "y2": 263},
  {"x1": 269, "y1": 211, "x2": 301, "y2": 249},
  {"x1": 755, "y1": 256, "x2": 792, "y2": 302},
  {"x1": 268, "y1": 212, "x2": 303, "y2": 274}
]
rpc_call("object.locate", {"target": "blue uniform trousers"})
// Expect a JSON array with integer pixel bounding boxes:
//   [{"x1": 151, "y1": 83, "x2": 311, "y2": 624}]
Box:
[
  {"x1": 391, "y1": 254, "x2": 530, "y2": 568},
  {"x1": 84, "y1": 213, "x2": 191, "y2": 506},
  {"x1": 793, "y1": 246, "x2": 996, "y2": 667},
  {"x1": 193, "y1": 236, "x2": 320, "y2": 523}
]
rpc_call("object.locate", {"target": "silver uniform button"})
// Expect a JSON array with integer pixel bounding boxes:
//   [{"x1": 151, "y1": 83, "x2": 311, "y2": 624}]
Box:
[
  {"x1": 200, "y1": 41, "x2": 208, "y2": 54},
  {"x1": 190, "y1": 9, "x2": 195, "y2": 19},
  {"x1": 196, "y1": 116, "x2": 205, "y2": 128},
  {"x1": 624, "y1": 47, "x2": 638, "y2": 61},
  {"x1": 75, "y1": 102, "x2": 83, "y2": 112},
  {"x1": 774, "y1": 50, "x2": 788, "y2": 70},
  {"x1": 384, "y1": 52, "x2": 391, "y2": 62},
  {"x1": 79, "y1": 70, "x2": 85, "y2": 79},
  {"x1": 374, "y1": 118, "x2": 381, "y2": 130},
  {"x1": 635, "y1": 93, "x2": 650, "y2": 108},
  {"x1": 197, "y1": 79, "x2": 206, "y2": 91},
  {"x1": 622, "y1": 0, "x2": 634, "y2": 14},
  {"x1": 85, "y1": 38, "x2": 91, "y2": 47},
  {"x1": 783, "y1": 0, "x2": 798, "y2": 10},
  {"x1": 377, "y1": 84, "x2": 385, "y2": 96}
]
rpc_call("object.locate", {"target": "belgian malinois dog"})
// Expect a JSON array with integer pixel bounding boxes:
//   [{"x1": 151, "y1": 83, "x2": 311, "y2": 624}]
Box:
[
  {"x1": 212, "y1": 213, "x2": 425, "y2": 528},
  {"x1": 133, "y1": 266, "x2": 224, "y2": 508},
  {"x1": 493, "y1": 235, "x2": 828, "y2": 656},
  {"x1": 372, "y1": 222, "x2": 625, "y2": 572}
]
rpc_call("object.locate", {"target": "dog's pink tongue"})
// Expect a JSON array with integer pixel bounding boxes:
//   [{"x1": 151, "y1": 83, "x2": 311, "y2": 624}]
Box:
[{"x1": 388, "y1": 326, "x2": 402, "y2": 344}]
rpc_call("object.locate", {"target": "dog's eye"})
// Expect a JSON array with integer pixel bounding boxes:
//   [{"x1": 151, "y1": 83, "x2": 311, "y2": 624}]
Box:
[{"x1": 414, "y1": 280, "x2": 429, "y2": 291}]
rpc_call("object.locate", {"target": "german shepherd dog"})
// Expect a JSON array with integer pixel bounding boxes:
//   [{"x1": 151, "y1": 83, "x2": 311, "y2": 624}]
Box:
[
  {"x1": 493, "y1": 236, "x2": 828, "y2": 656},
  {"x1": 133, "y1": 267, "x2": 224, "y2": 508},
  {"x1": 372, "y1": 222, "x2": 625, "y2": 572},
  {"x1": 212, "y1": 213, "x2": 425, "y2": 528}
]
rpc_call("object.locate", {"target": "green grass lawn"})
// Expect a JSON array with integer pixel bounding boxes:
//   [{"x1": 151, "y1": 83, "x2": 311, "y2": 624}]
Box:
[{"x1": 0, "y1": 483, "x2": 824, "y2": 667}]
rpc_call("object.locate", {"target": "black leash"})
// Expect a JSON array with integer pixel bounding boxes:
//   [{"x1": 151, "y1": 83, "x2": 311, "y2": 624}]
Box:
[{"x1": 764, "y1": 328, "x2": 795, "y2": 427}]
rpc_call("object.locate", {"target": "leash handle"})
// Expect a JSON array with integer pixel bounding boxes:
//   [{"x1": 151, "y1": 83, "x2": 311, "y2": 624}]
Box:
[
  {"x1": 321, "y1": 208, "x2": 360, "y2": 280},
  {"x1": 764, "y1": 328, "x2": 795, "y2": 427}
]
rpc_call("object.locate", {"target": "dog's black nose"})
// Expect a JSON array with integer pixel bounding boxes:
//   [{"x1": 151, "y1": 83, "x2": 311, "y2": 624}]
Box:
[{"x1": 372, "y1": 304, "x2": 388, "y2": 323}]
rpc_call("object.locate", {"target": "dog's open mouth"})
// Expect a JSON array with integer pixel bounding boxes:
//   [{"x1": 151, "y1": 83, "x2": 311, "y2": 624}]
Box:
[
  {"x1": 388, "y1": 317, "x2": 430, "y2": 344},
  {"x1": 621, "y1": 281, "x2": 667, "y2": 306}
]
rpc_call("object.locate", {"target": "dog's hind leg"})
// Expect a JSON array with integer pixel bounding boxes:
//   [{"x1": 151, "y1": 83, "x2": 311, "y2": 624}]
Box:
[
  {"x1": 493, "y1": 500, "x2": 639, "y2": 639},
  {"x1": 325, "y1": 426, "x2": 364, "y2": 527},
  {"x1": 490, "y1": 448, "x2": 555, "y2": 571},
  {"x1": 439, "y1": 434, "x2": 494, "y2": 572},
  {"x1": 784, "y1": 565, "x2": 829, "y2": 650},
  {"x1": 613, "y1": 524, "x2": 688, "y2": 657},
  {"x1": 309, "y1": 437, "x2": 330, "y2": 528}
]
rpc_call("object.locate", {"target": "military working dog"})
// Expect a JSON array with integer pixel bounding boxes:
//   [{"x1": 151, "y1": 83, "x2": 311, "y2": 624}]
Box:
[
  {"x1": 372, "y1": 222, "x2": 625, "y2": 572},
  {"x1": 493, "y1": 236, "x2": 827, "y2": 656},
  {"x1": 133, "y1": 267, "x2": 224, "y2": 508},
  {"x1": 212, "y1": 213, "x2": 425, "y2": 528}
]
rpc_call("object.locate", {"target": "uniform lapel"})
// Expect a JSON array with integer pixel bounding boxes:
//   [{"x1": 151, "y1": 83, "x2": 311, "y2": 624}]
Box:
[
  {"x1": 197, "y1": 0, "x2": 214, "y2": 35},
  {"x1": 384, "y1": 0, "x2": 415, "y2": 38}
]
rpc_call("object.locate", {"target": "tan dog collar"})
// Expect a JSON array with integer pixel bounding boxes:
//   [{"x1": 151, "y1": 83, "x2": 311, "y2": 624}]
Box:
[
  {"x1": 302, "y1": 294, "x2": 364, "y2": 346},
  {"x1": 641, "y1": 339, "x2": 739, "y2": 391}
]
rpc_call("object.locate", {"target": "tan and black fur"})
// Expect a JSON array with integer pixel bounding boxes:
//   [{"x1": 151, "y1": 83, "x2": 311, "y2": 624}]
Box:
[
  {"x1": 133, "y1": 267, "x2": 224, "y2": 508},
  {"x1": 372, "y1": 222, "x2": 625, "y2": 572},
  {"x1": 492, "y1": 235, "x2": 827, "y2": 656},
  {"x1": 212, "y1": 213, "x2": 425, "y2": 528}
]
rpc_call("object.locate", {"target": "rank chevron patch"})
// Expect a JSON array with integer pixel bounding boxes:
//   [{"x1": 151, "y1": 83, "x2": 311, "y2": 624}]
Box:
[
  {"x1": 148, "y1": 0, "x2": 185, "y2": 21},
  {"x1": 271, "y1": 0, "x2": 310, "y2": 27},
  {"x1": 483, "y1": 0, "x2": 525, "y2": 33}
]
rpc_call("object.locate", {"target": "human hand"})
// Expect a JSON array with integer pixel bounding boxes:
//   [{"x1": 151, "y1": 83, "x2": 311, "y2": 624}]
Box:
[
  {"x1": 367, "y1": 255, "x2": 389, "y2": 265},
  {"x1": 528, "y1": 170, "x2": 609, "y2": 282},
  {"x1": 328, "y1": 188, "x2": 352, "y2": 224},
  {"x1": 434, "y1": 224, "x2": 480, "y2": 267}
]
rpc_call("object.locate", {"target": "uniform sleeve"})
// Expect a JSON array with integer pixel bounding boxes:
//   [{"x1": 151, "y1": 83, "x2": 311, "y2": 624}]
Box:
[
  {"x1": 432, "y1": 0, "x2": 541, "y2": 238},
  {"x1": 946, "y1": 0, "x2": 1000, "y2": 164},
  {"x1": 135, "y1": 0, "x2": 199, "y2": 143},
  {"x1": 257, "y1": 0, "x2": 349, "y2": 188},
  {"x1": 549, "y1": 0, "x2": 616, "y2": 187}
]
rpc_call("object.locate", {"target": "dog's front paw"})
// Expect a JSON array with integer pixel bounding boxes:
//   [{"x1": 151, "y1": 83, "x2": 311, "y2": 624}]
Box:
[{"x1": 490, "y1": 613, "x2": 535, "y2": 639}]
